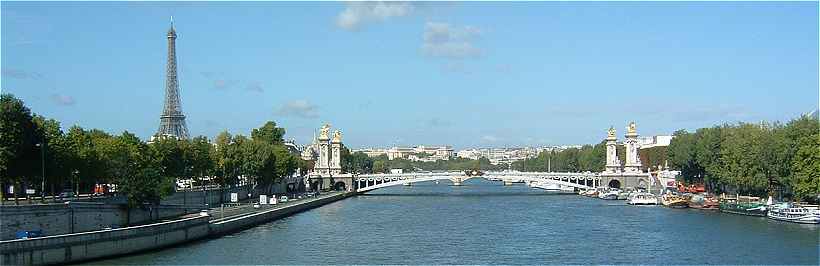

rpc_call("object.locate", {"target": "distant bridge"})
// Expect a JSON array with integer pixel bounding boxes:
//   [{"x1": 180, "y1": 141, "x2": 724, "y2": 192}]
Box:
[{"x1": 354, "y1": 171, "x2": 601, "y2": 193}]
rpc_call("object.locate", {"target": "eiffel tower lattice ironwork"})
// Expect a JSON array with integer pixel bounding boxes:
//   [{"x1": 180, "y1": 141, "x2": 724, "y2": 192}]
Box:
[{"x1": 156, "y1": 17, "x2": 190, "y2": 140}]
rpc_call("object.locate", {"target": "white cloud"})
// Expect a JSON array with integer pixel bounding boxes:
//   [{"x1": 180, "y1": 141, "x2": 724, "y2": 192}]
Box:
[
  {"x1": 246, "y1": 82, "x2": 263, "y2": 93},
  {"x1": 213, "y1": 79, "x2": 238, "y2": 90},
  {"x1": 50, "y1": 94, "x2": 75, "y2": 106},
  {"x1": 2, "y1": 68, "x2": 42, "y2": 79},
  {"x1": 425, "y1": 117, "x2": 452, "y2": 127},
  {"x1": 481, "y1": 135, "x2": 501, "y2": 142},
  {"x1": 336, "y1": 1, "x2": 416, "y2": 31},
  {"x1": 274, "y1": 100, "x2": 319, "y2": 119},
  {"x1": 422, "y1": 22, "x2": 483, "y2": 59}
]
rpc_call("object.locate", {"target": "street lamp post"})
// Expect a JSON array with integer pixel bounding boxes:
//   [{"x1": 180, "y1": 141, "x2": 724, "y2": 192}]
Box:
[
  {"x1": 35, "y1": 142, "x2": 45, "y2": 203},
  {"x1": 72, "y1": 170, "x2": 79, "y2": 200},
  {"x1": 548, "y1": 154, "x2": 552, "y2": 173}
]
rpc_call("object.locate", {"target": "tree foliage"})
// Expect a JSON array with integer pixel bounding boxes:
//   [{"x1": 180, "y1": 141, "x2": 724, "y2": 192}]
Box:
[
  {"x1": 667, "y1": 116, "x2": 819, "y2": 201},
  {"x1": 0, "y1": 94, "x2": 301, "y2": 205}
]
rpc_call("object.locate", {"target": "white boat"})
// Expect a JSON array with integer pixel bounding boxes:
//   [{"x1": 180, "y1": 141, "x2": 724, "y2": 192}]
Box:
[
  {"x1": 627, "y1": 192, "x2": 658, "y2": 205},
  {"x1": 533, "y1": 182, "x2": 561, "y2": 191},
  {"x1": 767, "y1": 203, "x2": 820, "y2": 224},
  {"x1": 598, "y1": 188, "x2": 620, "y2": 200},
  {"x1": 584, "y1": 187, "x2": 608, "y2": 197},
  {"x1": 531, "y1": 182, "x2": 575, "y2": 193}
]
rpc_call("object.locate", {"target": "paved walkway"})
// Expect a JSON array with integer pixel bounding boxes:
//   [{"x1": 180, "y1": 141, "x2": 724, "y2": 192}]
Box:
[{"x1": 207, "y1": 191, "x2": 345, "y2": 223}]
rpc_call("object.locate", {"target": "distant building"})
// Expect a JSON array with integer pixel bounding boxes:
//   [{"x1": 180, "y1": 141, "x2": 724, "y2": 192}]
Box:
[
  {"x1": 356, "y1": 148, "x2": 388, "y2": 158},
  {"x1": 638, "y1": 135, "x2": 673, "y2": 149},
  {"x1": 455, "y1": 146, "x2": 562, "y2": 165},
  {"x1": 283, "y1": 139, "x2": 301, "y2": 156},
  {"x1": 456, "y1": 149, "x2": 481, "y2": 160},
  {"x1": 352, "y1": 145, "x2": 454, "y2": 161}
]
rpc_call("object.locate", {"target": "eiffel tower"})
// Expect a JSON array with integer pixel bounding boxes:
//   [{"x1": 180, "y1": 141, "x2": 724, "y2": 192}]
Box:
[{"x1": 156, "y1": 17, "x2": 190, "y2": 140}]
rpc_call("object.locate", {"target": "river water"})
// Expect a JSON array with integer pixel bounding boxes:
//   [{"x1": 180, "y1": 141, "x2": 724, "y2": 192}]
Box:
[{"x1": 87, "y1": 179, "x2": 819, "y2": 265}]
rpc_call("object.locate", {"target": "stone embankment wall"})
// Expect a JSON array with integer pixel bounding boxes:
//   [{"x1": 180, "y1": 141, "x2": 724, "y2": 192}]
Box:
[
  {"x1": 0, "y1": 192, "x2": 353, "y2": 266},
  {"x1": 210, "y1": 192, "x2": 351, "y2": 236},
  {"x1": 0, "y1": 215, "x2": 210, "y2": 266},
  {"x1": 0, "y1": 185, "x2": 253, "y2": 241},
  {"x1": 0, "y1": 203, "x2": 194, "y2": 241}
]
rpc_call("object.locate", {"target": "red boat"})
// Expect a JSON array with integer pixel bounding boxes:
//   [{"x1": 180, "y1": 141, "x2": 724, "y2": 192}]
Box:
[
  {"x1": 677, "y1": 182, "x2": 706, "y2": 194},
  {"x1": 689, "y1": 194, "x2": 719, "y2": 210}
]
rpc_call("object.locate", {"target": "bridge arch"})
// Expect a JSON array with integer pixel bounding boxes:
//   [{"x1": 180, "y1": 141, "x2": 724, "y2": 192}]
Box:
[
  {"x1": 608, "y1": 179, "x2": 621, "y2": 189},
  {"x1": 356, "y1": 175, "x2": 468, "y2": 193},
  {"x1": 355, "y1": 172, "x2": 596, "y2": 193},
  {"x1": 333, "y1": 181, "x2": 347, "y2": 191}
]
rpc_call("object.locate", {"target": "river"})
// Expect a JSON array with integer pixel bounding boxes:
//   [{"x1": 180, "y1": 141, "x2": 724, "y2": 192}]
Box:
[{"x1": 86, "y1": 179, "x2": 819, "y2": 265}]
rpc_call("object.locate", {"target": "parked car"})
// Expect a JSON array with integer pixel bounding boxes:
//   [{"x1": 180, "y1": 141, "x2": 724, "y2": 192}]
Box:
[
  {"x1": 279, "y1": 196, "x2": 289, "y2": 203},
  {"x1": 16, "y1": 230, "x2": 44, "y2": 239},
  {"x1": 58, "y1": 190, "x2": 75, "y2": 199}
]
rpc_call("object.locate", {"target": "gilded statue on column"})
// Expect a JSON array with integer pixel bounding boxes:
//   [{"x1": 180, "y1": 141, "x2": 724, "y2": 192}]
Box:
[
  {"x1": 332, "y1": 130, "x2": 342, "y2": 143},
  {"x1": 319, "y1": 124, "x2": 331, "y2": 140}
]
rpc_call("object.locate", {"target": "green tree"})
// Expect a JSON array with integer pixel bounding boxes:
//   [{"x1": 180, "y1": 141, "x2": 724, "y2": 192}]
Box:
[
  {"x1": 98, "y1": 131, "x2": 171, "y2": 209},
  {"x1": 32, "y1": 115, "x2": 71, "y2": 197},
  {"x1": 717, "y1": 123, "x2": 770, "y2": 195},
  {"x1": 791, "y1": 132, "x2": 820, "y2": 202},
  {"x1": 778, "y1": 116, "x2": 820, "y2": 198},
  {"x1": 373, "y1": 160, "x2": 388, "y2": 174},
  {"x1": 342, "y1": 149, "x2": 374, "y2": 174},
  {"x1": 251, "y1": 121, "x2": 285, "y2": 145},
  {"x1": 188, "y1": 136, "x2": 215, "y2": 181},
  {"x1": 64, "y1": 126, "x2": 102, "y2": 195},
  {"x1": 668, "y1": 129, "x2": 700, "y2": 183},
  {"x1": 0, "y1": 94, "x2": 43, "y2": 203},
  {"x1": 149, "y1": 137, "x2": 186, "y2": 181},
  {"x1": 694, "y1": 127, "x2": 723, "y2": 191}
]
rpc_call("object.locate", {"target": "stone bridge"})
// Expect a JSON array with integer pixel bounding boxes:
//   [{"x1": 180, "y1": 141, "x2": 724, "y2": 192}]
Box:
[{"x1": 354, "y1": 171, "x2": 601, "y2": 193}]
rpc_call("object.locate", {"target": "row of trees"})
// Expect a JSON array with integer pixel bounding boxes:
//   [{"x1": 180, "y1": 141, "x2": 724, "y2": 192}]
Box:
[
  {"x1": 667, "y1": 116, "x2": 819, "y2": 201},
  {"x1": 513, "y1": 143, "x2": 607, "y2": 173},
  {"x1": 339, "y1": 145, "x2": 612, "y2": 175},
  {"x1": 340, "y1": 152, "x2": 508, "y2": 174},
  {"x1": 1, "y1": 93, "x2": 303, "y2": 207}
]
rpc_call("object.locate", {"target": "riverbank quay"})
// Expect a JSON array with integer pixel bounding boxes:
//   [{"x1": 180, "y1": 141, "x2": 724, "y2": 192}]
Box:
[
  {"x1": 0, "y1": 185, "x2": 255, "y2": 241},
  {"x1": 0, "y1": 191, "x2": 353, "y2": 265},
  {"x1": 209, "y1": 191, "x2": 350, "y2": 235}
]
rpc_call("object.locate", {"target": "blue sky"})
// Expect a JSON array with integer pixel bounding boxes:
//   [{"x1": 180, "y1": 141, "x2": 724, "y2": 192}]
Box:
[{"x1": 2, "y1": 1, "x2": 818, "y2": 149}]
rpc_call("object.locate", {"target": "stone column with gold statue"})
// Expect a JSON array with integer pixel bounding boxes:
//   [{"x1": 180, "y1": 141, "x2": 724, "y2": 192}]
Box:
[
  {"x1": 317, "y1": 124, "x2": 331, "y2": 176},
  {"x1": 330, "y1": 130, "x2": 343, "y2": 175},
  {"x1": 605, "y1": 126, "x2": 622, "y2": 173},
  {"x1": 623, "y1": 121, "x2": 642, "y2": 173}
]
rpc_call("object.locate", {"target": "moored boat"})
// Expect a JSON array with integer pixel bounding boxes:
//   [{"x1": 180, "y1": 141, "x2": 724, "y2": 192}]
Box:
[
  {"x1": 766, "y1": 203, "x2": 820, "y2": 224},
  {"x1": 627, "y1": 192, "x2": 658, "y2": 205},
  {"x1": 661, "y1": 194, "x2": 689, "y2": 208},
  {"x1": 689, "y1": 194, "x2": 719, "y2": 210},
  {"x1": 583, "y1": 189, "x2": 598, "y2": 197},
  {"x1": 583, "y1": 187, "x2": 606, "y2": 197},
  {"x1": 598, "y1": 189, "x2": 620, "y2": 200},
  {"x1": 719, "y1": 195, "x2": 767, "y2": 216},
  {"x1": 531, "y1": 182, "x2": 575, "y2": 194}
]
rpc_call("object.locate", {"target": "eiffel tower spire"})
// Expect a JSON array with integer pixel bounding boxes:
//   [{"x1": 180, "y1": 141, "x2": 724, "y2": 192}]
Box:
[{"x1": 156, "y1": 17, "x2": 190, "y2": 140}]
